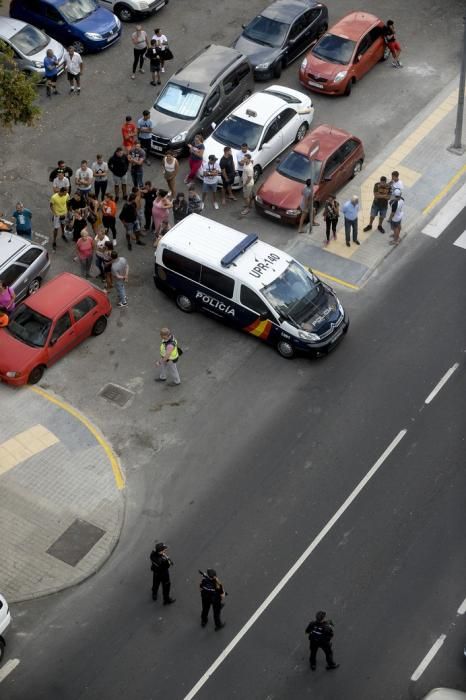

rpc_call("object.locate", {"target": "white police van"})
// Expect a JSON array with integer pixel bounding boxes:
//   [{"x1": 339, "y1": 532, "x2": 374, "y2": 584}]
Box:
[{"x1": 154, "y1": 214, "x2": 349, "y2": 358}]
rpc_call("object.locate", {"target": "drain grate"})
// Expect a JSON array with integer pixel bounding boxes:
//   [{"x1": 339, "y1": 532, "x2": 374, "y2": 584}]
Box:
[
  {"x1": 47, "y1": 518, "x2": 106, "y2": 567},
  {"x1": 99, "y1": 383, "x2": 134, "y2": 407}
]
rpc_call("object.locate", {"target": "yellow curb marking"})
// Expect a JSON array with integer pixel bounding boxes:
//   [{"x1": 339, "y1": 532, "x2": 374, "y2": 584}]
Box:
[
  {"x1": 28, "y1": 386, "x2": 125, "y2": 490},
  {"x1": 309, "y1": 268, "x2": 359, "y2": 291},
  {"x1": 0, "y1": 425, "x2": 59, "y2": 476},
  {"x1": 422, "y1": 163, "x2": 466, "y2": 216}
]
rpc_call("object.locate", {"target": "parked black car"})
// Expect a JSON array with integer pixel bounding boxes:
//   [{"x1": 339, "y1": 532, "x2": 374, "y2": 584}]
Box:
[{"x1": 233, "y1": 0, "x2": 328, "y2": 80}]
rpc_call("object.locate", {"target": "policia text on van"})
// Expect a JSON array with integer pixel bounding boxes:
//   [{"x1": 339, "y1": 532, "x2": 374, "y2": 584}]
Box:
[{"x1": 154, "y1": 215, "x2": 349, "y2": 358}]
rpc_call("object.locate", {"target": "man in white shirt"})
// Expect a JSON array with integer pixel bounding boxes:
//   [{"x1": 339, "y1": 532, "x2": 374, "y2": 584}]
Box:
[
  {"x1": 75, "y1": 160, "x2": 93, "y2": 198},
  {"x1": 52, "y1": 171, "x2": 70, "y2": 194},
  {"x1": 241, "y1": 154, "x2": 254, "y2": 216},
  {"x1": 91, "y1": 155, "x2": 109, "y2": 200},
  {"x1": 388, "y1": 188, "x2": 404, "y2": 246},
  {"x1": 202, "y1": 155, "x2": 220, "y2": 210},
  {"x1": 64, "y1": 46, "x2": 83, "y2": 94},
  {"x1": 389, "y1": 170, "x2": 404, "y2": 195},
  {"x1": 152, "y1": 28, "x2": 168, "y2": 72}
]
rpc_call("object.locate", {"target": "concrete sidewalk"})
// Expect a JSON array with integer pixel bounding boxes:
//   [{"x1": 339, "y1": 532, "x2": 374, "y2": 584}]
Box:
[
  {"x1": 290, "y1": 77, "x2": 466, "y2": 288},
  {"x1": 0, "y1": 385, "x2": 125, "y2": 602}
]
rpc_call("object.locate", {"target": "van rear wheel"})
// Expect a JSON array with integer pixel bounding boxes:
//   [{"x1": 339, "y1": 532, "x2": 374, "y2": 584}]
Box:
[
  {"x1": 176, "y1": 294, "x2": 194, "y2": 313},
  {"x1": 277, "y1": 340, "x2": 295, "y2": 359}
]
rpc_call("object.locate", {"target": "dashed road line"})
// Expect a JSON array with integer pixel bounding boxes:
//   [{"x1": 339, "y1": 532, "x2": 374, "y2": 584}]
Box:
[
  {"x1": 453, "y1": 230, "x2": 466, "y2": 249},
  {"x1": 0, "y1": 659, "x2": 20, "y2": 683},
  {"x1": 424, "y1": 363, "x2": 459, "y2": 405},
  {"x1": 410, "y1": 635, "x2": 446, "y2": 681},
  {"x1": 457, "y1": 598, "x2": 466, "y2": 615},
  {"x1": 183, "y1": 429, "x2": 407, "y2": 700}
]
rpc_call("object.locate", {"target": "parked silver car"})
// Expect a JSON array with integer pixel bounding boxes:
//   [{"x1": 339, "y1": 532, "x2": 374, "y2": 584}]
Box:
[
  {"x1": 0, "y1": 231, "x2": 50, "y2": 301},
  {"x1": 0, "y1": 17, "x2": 65, "y2": 80}
]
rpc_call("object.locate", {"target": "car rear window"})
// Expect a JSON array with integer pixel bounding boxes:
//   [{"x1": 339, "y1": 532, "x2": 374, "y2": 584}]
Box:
[{"x1": 17, "y1": 247, "x2": 43, "y2": 266}]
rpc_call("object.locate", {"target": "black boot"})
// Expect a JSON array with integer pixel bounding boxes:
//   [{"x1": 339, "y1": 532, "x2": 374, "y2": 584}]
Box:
[{"x1": 126, "y1": 235, "x2": 132, "y2": 251}]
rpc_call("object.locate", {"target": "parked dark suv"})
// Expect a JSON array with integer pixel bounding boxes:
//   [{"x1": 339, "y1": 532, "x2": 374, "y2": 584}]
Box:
[
  {"x1": 149, "y1": 44, "x2": 254, "y2": 157},
  {"x1": 233, "y1": 0, "x2": 328, "y2": 80}
]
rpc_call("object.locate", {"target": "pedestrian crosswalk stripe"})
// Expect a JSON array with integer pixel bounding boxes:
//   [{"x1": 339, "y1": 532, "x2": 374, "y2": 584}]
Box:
[
  {"x1": 453, "y1": 230, "x2": 466, "y2": 249},
  {"x1": 421, "y1": 183, "x2": 466, "y2": 238},
  {"x1": 0, "y1": 425, "x2": 59, "y2": 476}
]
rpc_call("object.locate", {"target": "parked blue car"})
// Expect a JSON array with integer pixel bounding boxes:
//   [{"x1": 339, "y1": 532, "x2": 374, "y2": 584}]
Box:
[{"x1": 10, "y1": 0, "x2": 121, "y2": 54}]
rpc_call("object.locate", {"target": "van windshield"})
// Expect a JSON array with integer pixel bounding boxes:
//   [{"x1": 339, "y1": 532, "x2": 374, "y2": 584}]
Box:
[
  {"x1": 155, "y1": 84, "x2": 205, "y2": 120},
  {"x1": 261, "y1": 261, "x2": 322, "y2": 323}
]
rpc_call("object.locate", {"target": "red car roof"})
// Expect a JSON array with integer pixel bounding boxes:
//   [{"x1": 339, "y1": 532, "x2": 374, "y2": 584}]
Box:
[
  {"x1": 328, "y1": 11, "x2": 383, "y2": 40},
  {"x1": 295, "y1": 124, "x2": 359, "y2": 160},
  {"x1": 24, "y1": 272, "x2": 106, "y2": 318}
]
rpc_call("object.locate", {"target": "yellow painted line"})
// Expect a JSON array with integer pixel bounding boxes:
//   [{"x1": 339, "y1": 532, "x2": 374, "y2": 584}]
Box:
[
  {"x1": 422, "y1": 164, "x2": 466, "y2": 215},
  {"x1": 28, "y1": 386, "x2": 125, "y2": 490},
  {"x1": 0, "y1": 425, "x2": 59, "y2": 476},
  {"x1": 311, "y1": 268, "x2": 359, "y2": 291}
]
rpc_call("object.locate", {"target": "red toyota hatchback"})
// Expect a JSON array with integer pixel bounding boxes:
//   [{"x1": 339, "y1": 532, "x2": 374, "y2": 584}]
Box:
[
  {"x1": 255, "y1": 124, "x2": 364, "y2": 225},
  {"x1": 299, "y1": 11, "x2": 385, "y2": 96},
  {"x1": 0, "y1": 272, "x2": 111, "y2": 386}
]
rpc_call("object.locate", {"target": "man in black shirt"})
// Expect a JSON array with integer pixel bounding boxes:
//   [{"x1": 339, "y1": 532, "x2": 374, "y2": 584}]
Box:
[
  {"x1": 200, "y1": 569, "x2": 225, "y2": 630},
  {"x1": 150, "y1": 542, "x2": 175, "y2": 605},
  {"x1": 305, "y1": 610, "x2": 339, "y2": 671},
  {"x1": 219, "y1": 146, "x2": 237, "y2": 205},
  {"x1": 49, "y1": 160, "x2": 73, "y2": 192},
  {"x1": 108, "y1": 147, "x2": 129, "y2": 202}
]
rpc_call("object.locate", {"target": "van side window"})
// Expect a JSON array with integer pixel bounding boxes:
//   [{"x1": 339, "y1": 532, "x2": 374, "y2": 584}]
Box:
[
  {"x1": 204, "y1": 87, "x2": 221, "y2": 115},
  {"x1": 237, "y1": 62, "x2": 251, "y2": 82},
  {"x1": 240, "y1": 285, "x2": 270, "y2": 316},
  {"x1": 200, "y1": 266, "x2": 234, "y2": 298},
  {"x1": 162, "y1": 249, "x2": 201, "y2": 281},
  {"x1": 223, "y1": 72, "x2": 239, "y2": 96}
]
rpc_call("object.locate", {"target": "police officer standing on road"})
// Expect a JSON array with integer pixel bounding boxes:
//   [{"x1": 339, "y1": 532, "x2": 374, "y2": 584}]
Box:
[
  {"x1": 150, "y1": 542, "x2": 176, "y2": 605},
  {"x1": 155, "y1": 327, "x2": 181, "y2": 385},
  {"x1": 305, "y1": 610, "x2": 339, "y2": 671},
  {"x1": 200, "y1": 569, "x2": 225, "y2": 630}
]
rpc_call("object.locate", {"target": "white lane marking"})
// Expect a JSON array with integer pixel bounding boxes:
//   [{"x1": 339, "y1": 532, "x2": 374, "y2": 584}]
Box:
[
  {"x1": 183, "y1": 429, "x2": 407, "y2": 700},
  {"x1": 422, "y1": 183, "x2": 466, "y2": 238},
  {"x1": 410, "y1": 635, "x2": 446, "y2": 681},
  {"x1": 453, "y1": 230, "x2": 466, "y2": 249},
  {"x1": 0, "y1": 659, "x2": 20, "y2": 683},
  {"x1": 457, "y1": 597, "x2": 466, "y2": 615},
  {"x1": 424, "y1": 363, "x2": 460, "y2": 404}
]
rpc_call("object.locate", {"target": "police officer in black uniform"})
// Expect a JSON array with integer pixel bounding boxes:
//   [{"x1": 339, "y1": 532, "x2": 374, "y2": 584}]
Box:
[
  {"x1": 305, "y1": 610, "x2": 339, "y2": 671},
  {"x1": 200, "y1": 569, "x2": 225, "y2": 630},
  {"x1": 150, "y1": 542, "x2": 176, "y2": 605}
]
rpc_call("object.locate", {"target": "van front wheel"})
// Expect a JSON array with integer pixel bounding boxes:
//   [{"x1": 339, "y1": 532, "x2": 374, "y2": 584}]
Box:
[
  {"x1": 277, "y1": 340, "x2": 295, "y2": 359},
  {"x1": 176, "y1": 294, "x2": 194, "y2": 313}
]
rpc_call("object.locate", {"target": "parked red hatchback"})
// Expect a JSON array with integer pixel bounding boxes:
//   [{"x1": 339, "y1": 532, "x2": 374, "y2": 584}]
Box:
[
  {"x1": 0, "y1": 272, "x2": 111, "y2": 386},
  {"x1": 255, "y1": 124, "x2": 364, "y2": 224},
  {"x1": 299, "y1": 11, "x2": 385, "y2": 96}
]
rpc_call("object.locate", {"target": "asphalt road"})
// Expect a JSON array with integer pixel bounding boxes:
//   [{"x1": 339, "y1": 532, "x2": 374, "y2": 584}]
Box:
[
  {"x1": 2, "y1": 200, "x2": 465, "y2": 699},
  {"x1": 0, "y1": 0, "x2": 465, "y2": 697}
]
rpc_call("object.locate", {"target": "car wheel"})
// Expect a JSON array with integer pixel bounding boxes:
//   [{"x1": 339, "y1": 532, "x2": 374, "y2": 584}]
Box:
[
  {"x1": 72, "y1": 40, "x2": 85, "y2": 54},
  {"x1": 0, "y1": 638, "x2": 4, "y2": 663},
  {"x1": 295, "y1": 122, "x2": 308, "y2": 143},
  {"x1": 343, "y1": 79, "x2": 353, "y2": 97},
  {"x1": 277, "y1": 340, "x2": 295, "y2": 359},
  {"x1": 272, "y1": 61, "x2": 282, "y2": 79},
  {"x1": 176, "y1": 294, "x2": 193, "y2": 313},
  {"x1": 92, "y1": 316, "x2": 108, "y2": 336},
  {"x1": 115, "y1": 3, "x2": 134, "y2": 21},
  {"x1": 253, "y1": 165, "x2": 262, "y2": 183},
  {"x1": 351, "y1": 160, "x2": 363, "y2": 178},
  {"x1": 27, "y1": 278, "x2": 41, "y2": 296},
  {"x1": 28, "y1": 365, "x2": 45, "y2": 385}
]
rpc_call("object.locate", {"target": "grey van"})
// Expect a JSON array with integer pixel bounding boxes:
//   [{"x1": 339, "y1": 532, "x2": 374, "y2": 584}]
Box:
[
  {"x1": 149, "y1": 44, "x2": 254, "y2": 157},
  {"x1": 0, "y1": 232, "x2": 50, "y2": 301}
]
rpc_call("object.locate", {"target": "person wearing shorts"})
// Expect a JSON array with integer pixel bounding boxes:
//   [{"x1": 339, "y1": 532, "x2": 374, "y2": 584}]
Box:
[
  {"x1": 64, "y1": 46, "x2": 83, "y2": 93},
  {"x1": 108, "y1": 147, "x2": 129, "y2": 202},
  {"x1": 202, "y1": 155, "x2": 220, "y2": 210},
  {"x1": 363, "y1": 176, "x2": 391, "y2": 233},
  {"x1": 384, "y1": 20, "x2": 402, "y2": 67},
  {"x1": 44, "y1": 49, "x2": 59, "y2": 98},
  {"x1": 50, "y1": 187, "x2": 70, "y2": 248},
  {"x1": 241, "y1": 154, "x2": 254, "y2": 215}
]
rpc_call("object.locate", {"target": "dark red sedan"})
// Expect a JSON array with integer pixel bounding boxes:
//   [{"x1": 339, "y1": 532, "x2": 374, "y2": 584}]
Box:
[{"x1": 255, "y1": 124, "x2": 364, "y2": 225}]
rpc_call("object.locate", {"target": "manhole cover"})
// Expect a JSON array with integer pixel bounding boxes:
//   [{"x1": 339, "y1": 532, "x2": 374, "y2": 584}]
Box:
[
  {"x1": 47, "y1": 518, "x2": 106, "y2": 567},
  {"x1": 99, "y1": 383, "x2": 134, "y2": 407}
]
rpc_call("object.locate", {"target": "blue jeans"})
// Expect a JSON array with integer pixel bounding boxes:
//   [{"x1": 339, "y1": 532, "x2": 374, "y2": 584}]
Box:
[
  {"x1": 17, "y1": 229, "x2": 32, "y2": 240},
  {"x1": 131, "y1": 167, "x2": 143, "y2": 188},
  {"x1": 114, "y1": 279, "x2": 126, "y2": 304},
  {"x1": 344, "y1": 217, "x2": 358, "y2": 243}
]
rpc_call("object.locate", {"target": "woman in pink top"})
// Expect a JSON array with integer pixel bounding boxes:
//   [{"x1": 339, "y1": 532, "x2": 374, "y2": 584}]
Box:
[
  {"x1": 0, "y1": 280, "x2": 16, "y2": 315},
  {"x1": 152, "y1": 189, "x2": 172, "y2": 237},
  {"x1": 75, "y1": 228, "x2": 95, "y2": 278}
]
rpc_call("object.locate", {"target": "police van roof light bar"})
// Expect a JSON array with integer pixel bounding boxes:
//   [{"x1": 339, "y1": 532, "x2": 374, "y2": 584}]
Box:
[{"x1": 221, "y1": 233, "x2": 258, "y2": 268}]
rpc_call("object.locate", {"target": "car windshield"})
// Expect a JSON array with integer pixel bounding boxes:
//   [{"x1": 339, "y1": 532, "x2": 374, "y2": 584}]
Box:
[
  {"x1": 7, "y1": 305, "x2": 52, "y2": 348},
  {"x1": 261, "y1": 261, "x2": 322, "y2": 323},
  {"x1": 10, "y1": 25, "x2": 48, "y2": 55},
  {"x1": 243, "y1": 15, "x2": 288, "y2": 48},
  {"x1": 277, "y1": 152, "x2": 323, "y2": 183},
  {"x1": 312, "y1": 33, "x2": 356, "y2": 65},
  {"x1": 59, "y1": 0, "x2": 98, "y2": 23},
  {"x1": 213, "y1": 115, "x2": 263, "y2": 151},
  {"x1": 155, "y1": 83, "x2": 205, "y2": 120}
]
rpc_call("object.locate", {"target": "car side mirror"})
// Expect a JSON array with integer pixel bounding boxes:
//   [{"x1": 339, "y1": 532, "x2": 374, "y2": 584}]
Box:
[
  {"x1": 355, "y1": 54, "x2": 362, "y2": 63},
  {"x1": 241, "y1": 23, "x2": 246, "y2": 29},
  {"x1": 211, "y1": 122, "x2": 216, "y2": 130},
  {"x1": 324, "y1": 175, "x2": 332, "y2": 181},
  {"x1": 50, "y1": 337, "x2": 57, "y2": 346}
]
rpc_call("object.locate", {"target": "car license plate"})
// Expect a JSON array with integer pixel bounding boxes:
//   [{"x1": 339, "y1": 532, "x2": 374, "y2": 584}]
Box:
[
  {"x1": 308, "y1": 80, "x2": 323, "y2": 88},
  {"x1": 264, "y1": 209, "x2": 281, "y2": 219},
  {"x1": 107, "y1": 35, "x2": 114, "y2": 42},
  {"x1": 153, "y1": 145, "x2": 163, "y2": 151}
]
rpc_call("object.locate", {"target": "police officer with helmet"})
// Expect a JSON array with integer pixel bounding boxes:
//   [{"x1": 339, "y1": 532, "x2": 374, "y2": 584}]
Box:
[
  {"x1": 305, "y1": 610, "x2": 339, "y2": 671},
  {"x1": 200, "y1": 569, "x2": 225, "y2": 630},
  {"x1": 150, "y1": 542, "x2": 176, "y2": 605}
]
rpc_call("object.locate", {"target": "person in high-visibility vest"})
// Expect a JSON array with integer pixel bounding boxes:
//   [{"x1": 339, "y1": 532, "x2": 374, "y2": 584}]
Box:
[{"x1": 155, "y1": 327, "x2": 181, "y2": 385}]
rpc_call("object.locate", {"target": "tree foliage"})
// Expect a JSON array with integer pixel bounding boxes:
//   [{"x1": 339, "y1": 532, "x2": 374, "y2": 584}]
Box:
[{"x1": 0, "y1": 40, "x2": 41, "y2": 129}]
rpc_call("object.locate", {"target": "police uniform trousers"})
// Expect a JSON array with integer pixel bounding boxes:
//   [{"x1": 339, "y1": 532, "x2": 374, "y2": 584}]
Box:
[
  {"x1": 201, "y1": 593, "x2": 222, "y2": 627},
  {"x1": 152, "y1": 572, "x2": 171, "y2": 603},
  {"x1": 309, "y1": 639, "x2": 335, "y2": 668}
]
